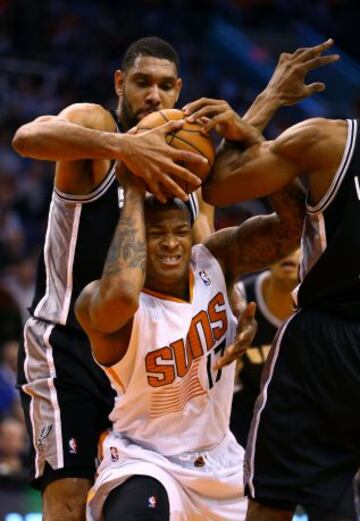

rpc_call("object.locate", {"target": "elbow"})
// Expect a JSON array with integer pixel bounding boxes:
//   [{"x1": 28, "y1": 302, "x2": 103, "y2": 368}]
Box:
[
  {"x1": 90, "y1": 287, "x2": 140, "y2": 334},
  {"x1": 12, "y1": 127, "x2": 32, "y2": 157},
  {"x1": 201, "y1": 182, "x2": 228, "y2": 208}
]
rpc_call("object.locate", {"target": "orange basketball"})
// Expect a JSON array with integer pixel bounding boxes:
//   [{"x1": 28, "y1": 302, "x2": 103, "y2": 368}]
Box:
[{"x1": 137, "y1": 108, "x2": 215, "y2": 188}]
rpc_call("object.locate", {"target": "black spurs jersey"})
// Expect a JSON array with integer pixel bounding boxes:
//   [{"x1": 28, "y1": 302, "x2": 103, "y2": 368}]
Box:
[
  {"x1": 295, "y1": 119, "x2": 360, "y2": 318},
  {"x1": 235, "y1": 272, "x2": 281, "y2": 399},
  {"x1": 29, "y1": 111, "x2": 200, "y2": 330},
  {"x1": 230, "y1": 272, "x2": 281, "y2": 446}
]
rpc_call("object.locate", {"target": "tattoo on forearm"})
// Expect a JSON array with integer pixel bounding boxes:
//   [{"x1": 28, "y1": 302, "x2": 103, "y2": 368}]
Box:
[{"x1": 104, "y1": 215, "x2": 146, "y2": 278}]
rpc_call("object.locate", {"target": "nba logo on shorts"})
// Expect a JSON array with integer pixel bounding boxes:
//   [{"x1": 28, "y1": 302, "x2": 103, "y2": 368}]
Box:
[
  {"x1": 148, "y1": 496, "x2": 157, "y2": 508},
  {"x1": 199, "y1": 270, "x2": 211, "y2": 286},
  {"x1": 69, "y1": 438, "x2": 77, "y2": 454},
  {"x1": 110, "y1": 446, "x2": 119, "y2": 462}
]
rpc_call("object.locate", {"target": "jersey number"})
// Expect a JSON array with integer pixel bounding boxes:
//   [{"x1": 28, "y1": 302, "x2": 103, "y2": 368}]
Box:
[{"x1": 206, "y1": 339, "x2": 226, "y2": 389}]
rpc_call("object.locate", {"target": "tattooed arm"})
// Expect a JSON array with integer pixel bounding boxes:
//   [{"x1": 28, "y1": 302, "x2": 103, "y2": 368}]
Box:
[
  {"x1": 204, "y1": 180, "x2": 305, "y2": 287},
  {"x1": 75, "y1": 165, "x2": 146, "y2": 365}
]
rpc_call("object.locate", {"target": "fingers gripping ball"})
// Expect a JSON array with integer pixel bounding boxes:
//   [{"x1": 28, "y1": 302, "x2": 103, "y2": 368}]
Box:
[{"x1": 137, "y1": 109, "x2": 216, "y2": 190}]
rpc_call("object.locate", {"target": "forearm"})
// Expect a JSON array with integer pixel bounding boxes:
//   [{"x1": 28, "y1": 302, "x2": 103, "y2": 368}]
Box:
[
  {"x1": 242, "y1": 89, "x2": 281, "y2": 134},
  {"x1": 268, "y1": 179, "x2": 305, "y2": 253},
  {"x1": 89, "y1": 188, "x2": 146, "y2": 332},
  {"x1": 12, "y1": 118, "x2": 128, "y2": 161}
]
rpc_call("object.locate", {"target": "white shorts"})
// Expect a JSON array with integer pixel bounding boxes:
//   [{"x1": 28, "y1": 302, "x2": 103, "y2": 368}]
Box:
[{"x1": 87, "y1": 430, "x2": 247, "y2": 521}]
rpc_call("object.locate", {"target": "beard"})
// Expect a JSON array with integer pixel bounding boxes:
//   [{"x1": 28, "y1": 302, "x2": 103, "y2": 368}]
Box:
[{"x1": 120, "y1": 94, "x2": 139, "y2": 131}]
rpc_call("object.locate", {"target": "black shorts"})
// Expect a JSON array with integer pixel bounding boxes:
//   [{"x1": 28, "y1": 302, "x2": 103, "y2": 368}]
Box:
[
  {"x1": 244, "y1": 308, "x2": 360, "y2": 512},
  {"x1": 17, "y1": 318, "x2": 115, "y2": 490}
]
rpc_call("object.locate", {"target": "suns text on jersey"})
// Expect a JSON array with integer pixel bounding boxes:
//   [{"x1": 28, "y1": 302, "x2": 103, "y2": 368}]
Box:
[{"x1": 145, "y1": 292, "x2": 227, "y2": 387}]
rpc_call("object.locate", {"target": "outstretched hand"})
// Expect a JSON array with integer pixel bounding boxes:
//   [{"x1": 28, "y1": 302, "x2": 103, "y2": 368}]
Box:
[
  {"x1": 213, "y1": 302, "x2": 257, "y2": 370},
  {"x1": 265, "y1": 38, "x2": 340, "y2": 106}
]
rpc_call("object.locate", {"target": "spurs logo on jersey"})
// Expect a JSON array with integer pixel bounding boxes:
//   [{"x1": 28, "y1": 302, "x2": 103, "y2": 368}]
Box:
[
  {"x1": 145, "y1": 291, "x2": 227, "y2": 387},
  {"x1": 104, "y1": 244, "x2": 237, "y2": 455}
]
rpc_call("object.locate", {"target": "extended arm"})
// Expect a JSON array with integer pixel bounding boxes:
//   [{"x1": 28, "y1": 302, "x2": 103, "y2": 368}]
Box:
[
  {"x1": 12, "y1": 103, "x2": 205, "y2": 202},
  {"x1": 203, "y1": 117, "x2": 345, "y2": 207},
  {"x1": 75, "y1": 167, "x2": 146, "y2": 365},
  {"x1": 183, "y1": 40, "x2": 339, "y2": 139},
  {"x1": 204, "y1": 179, "x2": 305, "y2": 285},
  {"x1": 242, "y1": 39, "x2": 339, "y2": 132}
]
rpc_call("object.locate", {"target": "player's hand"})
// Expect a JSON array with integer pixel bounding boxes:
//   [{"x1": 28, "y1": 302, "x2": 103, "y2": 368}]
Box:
[
  {"x1": 120, "y1": 120, "x2": 207, "y2": 203},
  {"x1": 213, "y1": 302, "x2": 257, "y2": 370},
  {"x1": 265, "y1": 38, "x2": 340, "y2": 106},
  {"x1": 182, "y1": 98, "x2": 262, "y2": 145},
  {"x1": 115, "y1": 160, "x2": 146, "y2": 196}
]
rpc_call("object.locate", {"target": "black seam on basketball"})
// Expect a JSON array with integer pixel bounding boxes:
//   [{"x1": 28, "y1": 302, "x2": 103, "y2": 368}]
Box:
[
  {"x1": 171, "y1": 135, "x2": 214, "y2": 166},
  {"x1": 158, "y1": 110, "x2": 169, "y2": 123}
]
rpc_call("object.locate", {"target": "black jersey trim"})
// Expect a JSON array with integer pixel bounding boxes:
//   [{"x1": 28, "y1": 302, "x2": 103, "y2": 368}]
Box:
[
  {"x1": 186, "y1": 192, "x2": 199, "y2": 223},
  {"x1": 306, "y1": 119, "x2": 357, "y2": 215}
]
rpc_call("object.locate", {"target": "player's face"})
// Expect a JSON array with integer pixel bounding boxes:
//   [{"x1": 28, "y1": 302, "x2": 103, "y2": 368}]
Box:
[
  {"x1": 145, "y1": 208, "x2": 192, "y2": 298},
  {"x1": 270, "y1": 249, "x2": 301, "y2": 289},
  {"x1": 115, "y1": 56, "x2": 182, "y2": 130}
]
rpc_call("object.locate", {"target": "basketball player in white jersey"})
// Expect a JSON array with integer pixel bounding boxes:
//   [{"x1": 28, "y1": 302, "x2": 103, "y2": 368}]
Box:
[
  {"x1": 75, "y1": 159, "x2": 305, "y2": 520},
  {"x1": 12, "y1": 36, "x2": 338, "y2": 521}
]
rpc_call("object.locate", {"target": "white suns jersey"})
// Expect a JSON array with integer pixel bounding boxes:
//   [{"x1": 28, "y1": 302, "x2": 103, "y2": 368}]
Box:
[{"x1": 104, "y1": 243, "x2": 237, "y2": 456}]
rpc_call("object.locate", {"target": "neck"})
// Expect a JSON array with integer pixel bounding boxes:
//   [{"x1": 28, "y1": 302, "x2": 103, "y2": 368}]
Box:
[
  {"x1": 261, "y1": 273, "x2": 295, "y2": 321},
  {"x1": 145, "y1": 275, "x2": 190, "y2": 302}
]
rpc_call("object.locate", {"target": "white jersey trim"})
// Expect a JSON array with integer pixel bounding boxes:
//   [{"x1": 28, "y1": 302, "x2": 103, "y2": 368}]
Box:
[
  {"x1": 254, "y1": 271, "x2": 282, "y2": 329},
  {"x1": 33, "y1": 200, "x2": 54, "y2": 317},
  {"x1": 54, "y1": 165, "x2": 116, "y2": 204},
  {"x1": 306, "y1": 119, "x2": 357, "y2": 215},
  {"x1": 60, "y1": 203, "x2": 82, "y2": 324},
  {"x1": 246, "y1": 312, "x2": 298, "y2": 497}
]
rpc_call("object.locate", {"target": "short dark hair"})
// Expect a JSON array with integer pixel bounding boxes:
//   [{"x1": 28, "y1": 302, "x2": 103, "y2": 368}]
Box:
[
  {"x1": 122, "y1": 37, "x2": 180, "y2": 73},
  {"x1": 144, "y1": 196, "x2": 192, "y2": 224}
]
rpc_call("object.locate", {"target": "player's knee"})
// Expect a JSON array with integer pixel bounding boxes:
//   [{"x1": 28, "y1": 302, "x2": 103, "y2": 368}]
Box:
[
  {"x1": 42, "y1": 477, "x2": 90, "y2": 521},
  {"x1": 103, "y1": 476, "x2": 170, "y2": 521},
  {"x1": 43, "y1": 498, "x2": 85, "y2": 521}
]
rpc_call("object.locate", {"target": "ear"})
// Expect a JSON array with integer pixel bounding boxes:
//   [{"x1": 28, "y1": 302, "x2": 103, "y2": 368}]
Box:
[
  {"x1": 175, "y1": 78, "x2": 182, "y2": 102},
  {"x1": 114, "y1": 69, "x2": 124, "y2": 97}
]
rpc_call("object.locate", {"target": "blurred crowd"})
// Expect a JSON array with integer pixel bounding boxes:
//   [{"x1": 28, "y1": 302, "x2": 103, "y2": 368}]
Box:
[{"x1": 0, "y1": 0, "x2": 359, "y2": 480}]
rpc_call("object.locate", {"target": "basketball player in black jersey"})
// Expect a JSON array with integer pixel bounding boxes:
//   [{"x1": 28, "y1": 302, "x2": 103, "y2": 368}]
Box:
[
  {"x1": 11, "y1": 36, "x2": 339, "y2": 521},
  {"x1": 230, "y1": 251, "x2": 357, "y2": 521},
  {"x1": 187, "y1": 45, "x2": 360, "y2": 520}
]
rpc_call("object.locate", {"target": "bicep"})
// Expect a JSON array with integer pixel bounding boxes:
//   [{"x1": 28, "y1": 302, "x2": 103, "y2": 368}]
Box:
[
  {"x1": 203, "y1": 141, "x2": 300, "y2": 207},
  {"x1": 206, "y1": 214, "x2": 300, "y2": 282}
]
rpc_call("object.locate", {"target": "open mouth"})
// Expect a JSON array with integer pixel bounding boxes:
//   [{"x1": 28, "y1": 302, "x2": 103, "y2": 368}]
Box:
[{"x1": 157, "y1": 255, "x2": 182, "y2": 266}]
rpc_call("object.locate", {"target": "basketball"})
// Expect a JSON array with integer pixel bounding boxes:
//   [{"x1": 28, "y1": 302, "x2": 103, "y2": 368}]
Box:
[{"x1": 137, "y1": 109, "x2": 215, "y2": 190}]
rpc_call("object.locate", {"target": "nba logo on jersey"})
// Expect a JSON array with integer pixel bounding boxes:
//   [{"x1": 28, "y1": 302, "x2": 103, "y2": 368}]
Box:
[
  {"x1": 117, "y1": 187, "x2": 125, "y2": 208},
  {"x1": 110, "y1": 446, "x2": 119, "y2": 462},
  {"x1": 199, "y1": 270, "x2": 211, "y2": 286},
  {"x1": 148, "y1": 496, "x2": 157, "y2": 508},
  {"x1": 68, "y1": 438, "x2": 77, "y2": 454}
]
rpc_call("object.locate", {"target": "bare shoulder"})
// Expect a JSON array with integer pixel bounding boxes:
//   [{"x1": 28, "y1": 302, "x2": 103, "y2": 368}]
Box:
[
  {"x1": 274, "y1": 118, "x2": 343, "y2": 154},
  {"x1": 59, "y1": 103, "x2": 116, "y2": 132}
]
